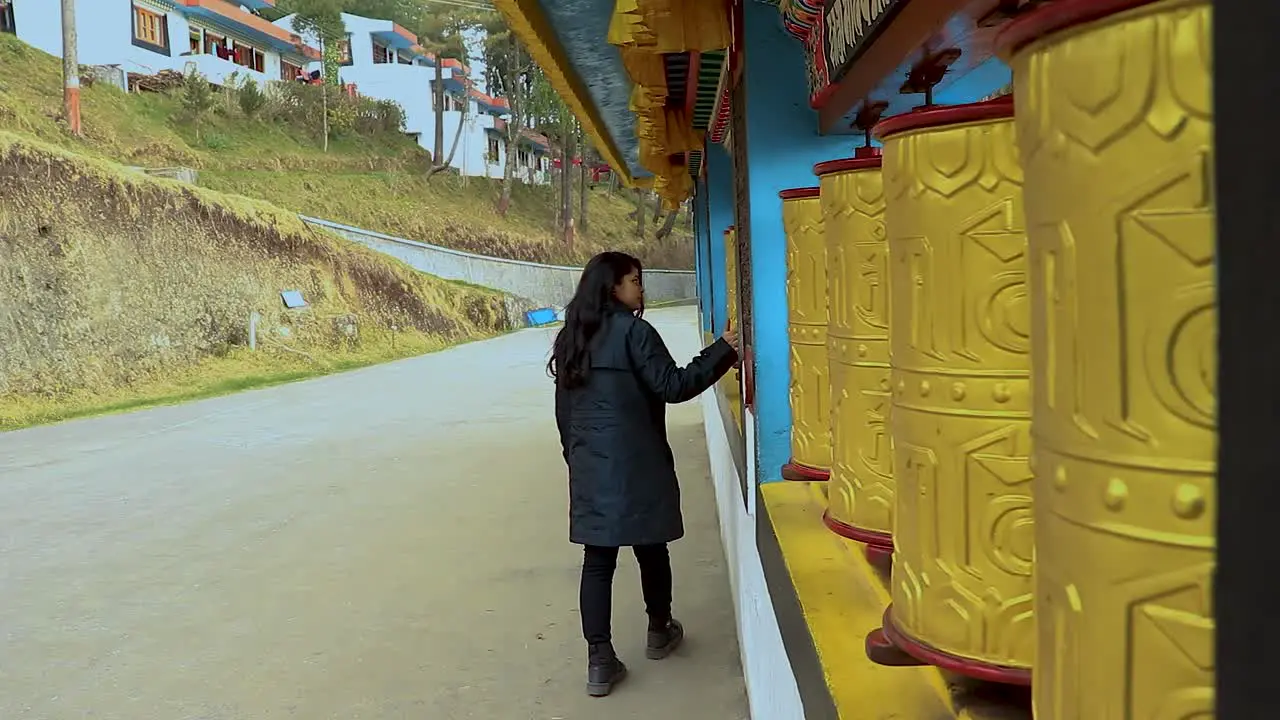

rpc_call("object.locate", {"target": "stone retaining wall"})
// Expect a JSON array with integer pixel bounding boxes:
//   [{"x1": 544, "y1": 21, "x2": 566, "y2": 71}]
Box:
[{"x1": 302, "y1": 216, "x2": 697, "y2": 309}]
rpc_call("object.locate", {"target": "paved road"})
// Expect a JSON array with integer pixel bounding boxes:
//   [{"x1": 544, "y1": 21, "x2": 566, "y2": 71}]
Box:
[{"x1": 0, "y1": 307, "x2": 748, "y2": 720}]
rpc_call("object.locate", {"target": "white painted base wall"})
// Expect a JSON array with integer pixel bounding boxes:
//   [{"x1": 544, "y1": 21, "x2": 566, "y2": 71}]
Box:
[{"x1": 701, "y1": 391, "x2": 804, "y2": 720}]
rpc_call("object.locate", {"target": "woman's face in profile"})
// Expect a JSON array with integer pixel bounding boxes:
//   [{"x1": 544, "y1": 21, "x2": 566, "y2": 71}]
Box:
[{"x1": 614, "y1": 268, "x2": 644, "y2": 310}]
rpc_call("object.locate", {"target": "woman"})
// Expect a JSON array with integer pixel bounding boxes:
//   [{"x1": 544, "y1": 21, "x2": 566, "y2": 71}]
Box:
[{"x1": 549, "y1": 251, "x2": 740, "y2": 697}]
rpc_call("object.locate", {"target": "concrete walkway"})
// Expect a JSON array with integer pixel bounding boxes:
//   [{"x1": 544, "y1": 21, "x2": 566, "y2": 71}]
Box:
[{"x1": 0, "y1": 308, "x2": 748, "y2": 720}]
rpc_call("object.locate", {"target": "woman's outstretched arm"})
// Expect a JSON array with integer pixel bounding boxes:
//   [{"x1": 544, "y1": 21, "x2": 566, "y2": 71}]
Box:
[{"x1": 625, "y1": 318, "x2": 739, "y2": 404}]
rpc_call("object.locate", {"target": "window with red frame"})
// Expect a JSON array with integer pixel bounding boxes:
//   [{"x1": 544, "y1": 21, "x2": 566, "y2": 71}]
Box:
[
  {"x1": 204, "y1": 31, "x2": 227, "y2": 58},
  {"x1": 232, "y1": 42, "x2": 264, "y2": 73}
]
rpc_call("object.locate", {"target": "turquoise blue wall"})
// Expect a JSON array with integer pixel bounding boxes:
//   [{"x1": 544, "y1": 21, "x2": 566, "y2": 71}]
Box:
[
  {"x1": 740, "y1": 1, "x2": 851, "y2": 484},
  {"x1": 690, "y1": 7, "x2": 1012, "y2": 486},
  {"x1": 705, "y1": 142, "x2": 734, "y2": 335},
  {"x1": 693, "y1": 179, "x2": 713, "y2": 332}
]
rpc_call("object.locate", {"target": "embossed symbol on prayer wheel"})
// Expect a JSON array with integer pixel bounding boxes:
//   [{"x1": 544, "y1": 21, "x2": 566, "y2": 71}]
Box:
[
  {"x1": 875, "y1": 97, "x2": 1035, "y2": 683},
  {"x1": 999, "y1": 0, "x2": 1216, "y2": 715},
  {"x1": 780, "y1": 187, "x2": 832, "y2": 481},
  {"x1": 814, "y1": 153, "x2": 894, "y2": 555}
]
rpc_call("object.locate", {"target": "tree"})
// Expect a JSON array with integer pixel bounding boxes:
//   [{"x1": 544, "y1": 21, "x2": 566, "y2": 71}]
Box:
[
  {"x1": 345, "y1": 0, "x2": 419, "y2": 26},
  {"x1": 416, "y1": 7, "x2": 482, "y2": 176},
  {"x1": 179, "y1": 68, "x2": 216, "y2": 140},
  {"x1": 280, "y1": 0, "x2": 346, "y2": 85},
  {"x1": 578, "y1": 126, "x2": 592, "y2": 233},
  {"x1": 278, "y1": 0, "x2": 347, "y2": 152},
  {"x1": 634, "y1": 188, "x2": 647, "y2": 237},
  {"x1": 527, "y1": 66, "x2": 573, "y2": 236},
  {"x1": 483, "y1": 15, "x2": 536, "y2": 216},
  {"x1": 654, "y1": 208, "x2": 679, "y2": 240},
  {"x1": 561, "y1": 119, "x2": 576, "y2": 245},
  {"x1": 437, "y1": 80, "x2": 470, "y2": 174},
  {"x1": 237, "y1": 78, "x2": 266, "y2": 117}
]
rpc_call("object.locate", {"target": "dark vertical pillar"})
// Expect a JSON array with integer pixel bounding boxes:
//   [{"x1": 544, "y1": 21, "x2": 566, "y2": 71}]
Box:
[{"x1": 1216, "y1": 2, "x2": 1280, "y2": 717}]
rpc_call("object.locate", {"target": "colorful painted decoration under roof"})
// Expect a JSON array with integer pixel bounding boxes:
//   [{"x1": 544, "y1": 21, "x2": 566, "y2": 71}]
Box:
[
  {"x1": 488, "y1": 0, "x2": 734, "y2": 207},
  {"x1": 606, "y1": 0, "x2": 732, "y2": 207}
]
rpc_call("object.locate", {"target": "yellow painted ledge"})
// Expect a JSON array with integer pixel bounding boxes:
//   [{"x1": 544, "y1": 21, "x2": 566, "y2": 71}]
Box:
[
  {"x1": 761, "y1": 482, "x2": 1033, "y2": 720},
  {"x1": 489, "y1": 0, "x2": 636, "y2": 187}
]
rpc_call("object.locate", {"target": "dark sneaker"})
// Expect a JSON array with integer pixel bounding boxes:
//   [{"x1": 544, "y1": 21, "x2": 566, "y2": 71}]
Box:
[
  {"x1": 645, "y1": 618, "x2": 684, "y2": 660},
  {"x1": 587, "y1": 643, "x2": 628, "y2": 697}
]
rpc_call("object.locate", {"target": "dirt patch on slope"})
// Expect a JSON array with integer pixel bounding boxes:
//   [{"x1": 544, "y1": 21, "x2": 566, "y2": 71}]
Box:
[{"x1": 0, "y1": 133, "x2": 513, "y2": 405}]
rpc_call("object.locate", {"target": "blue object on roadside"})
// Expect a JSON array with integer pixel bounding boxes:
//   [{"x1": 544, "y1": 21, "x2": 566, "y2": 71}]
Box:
[
  {"x1": 280, "y1": 290, "x2": 307, "y2": 309},
  {"x1": 526, "y1": 307, "x2": 558, "y2": 327}
]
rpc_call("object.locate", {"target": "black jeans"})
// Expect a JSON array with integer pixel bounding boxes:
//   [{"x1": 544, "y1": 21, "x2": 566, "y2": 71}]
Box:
[{"x1": 580, "y1": 543, "x2": 672, "y2": 646}]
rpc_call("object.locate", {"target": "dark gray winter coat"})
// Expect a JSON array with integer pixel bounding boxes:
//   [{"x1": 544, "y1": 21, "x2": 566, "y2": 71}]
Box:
[{"x1": 555, "y1": 307, "x2": 738, "y2": 547}]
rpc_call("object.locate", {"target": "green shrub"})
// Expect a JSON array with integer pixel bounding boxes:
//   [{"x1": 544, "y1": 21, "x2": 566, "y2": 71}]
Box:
[
  {"x1": 356, "y1": 98, "x2": 405, "y2": 135},
  {"x1": 178, "y1": 69, "x2": 215, "y2": 138},
  {"x1": 325, "y1": 90, "x2": 357, "y2": 136},
  {"x1": 237, "y1": 78, "x2": 266, "y2": 117},
  {"x1": 203, "y1": 132, "x2": 230, "y2": 150},
  {"x1": 263, "y1": 83, "x2": 404, "y2": 141},
  {"x1": 215, "y1": 70, "x2": 241, "y2": 116}
]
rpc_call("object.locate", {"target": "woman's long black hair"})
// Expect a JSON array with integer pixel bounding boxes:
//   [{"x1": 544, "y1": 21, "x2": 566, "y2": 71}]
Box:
[{"x1": 548, "y1": 251, "x2": 644, "y2": 389}]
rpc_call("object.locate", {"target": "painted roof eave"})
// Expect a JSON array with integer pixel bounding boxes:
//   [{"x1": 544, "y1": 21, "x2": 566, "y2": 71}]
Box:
[
  {"x1": 181, "y1": 1, "x2": 319, "y2": 59},
  {"x1": 372, "y1": 28, "x2": 417, "y2": 52},
  {"x1": 490, "y1": 0, "x2": 636, "y2": 187},
  {"x1": 186, "y1": 12, "x2": 314, "y2": 60}
]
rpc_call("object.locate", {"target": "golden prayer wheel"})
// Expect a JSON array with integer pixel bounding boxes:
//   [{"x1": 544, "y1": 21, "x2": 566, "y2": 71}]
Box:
[
  {"x1": 722, "y1": 226, "x2": 743, "y2": 431},
  {"x1": 813, "y1": 151, "x2": 895, "y2": 559},
  {"x1": 998, "y1": 1, "x2": 1216, "y2": 716},
  {"x1": 873, "y1": 97, "x2": 1035, "y2": 684},
  {"x1": 779, "y1": 187, "x2": 832, "y2": 481}
]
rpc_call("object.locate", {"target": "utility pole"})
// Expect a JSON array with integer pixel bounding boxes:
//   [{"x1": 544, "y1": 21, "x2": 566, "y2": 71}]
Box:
[
  {"x1": 319, "y1": 37, "x2": 330, "y2": 152},
  {"x1": 60, "y1": 0, "x2": 81, "y2": 136}
]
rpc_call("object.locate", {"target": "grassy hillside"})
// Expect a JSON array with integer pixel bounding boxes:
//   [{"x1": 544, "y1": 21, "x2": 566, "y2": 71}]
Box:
[
  {"x1": 0, "y1": 132, "x2": 517, "y2": 430},
  {"x1": 0, "y1": 34, "x2": 693, "y2": 268}
]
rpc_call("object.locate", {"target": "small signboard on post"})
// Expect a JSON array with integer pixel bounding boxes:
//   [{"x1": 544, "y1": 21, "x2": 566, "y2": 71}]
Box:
[{"x1": 280, "y1": 290, "x2": 307, "y2": 309}]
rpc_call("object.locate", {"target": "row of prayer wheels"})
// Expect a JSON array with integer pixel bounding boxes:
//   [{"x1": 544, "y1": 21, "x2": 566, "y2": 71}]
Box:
[{"x1": 768, "y1": 0, "x2": 1216, "y2": 717}]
